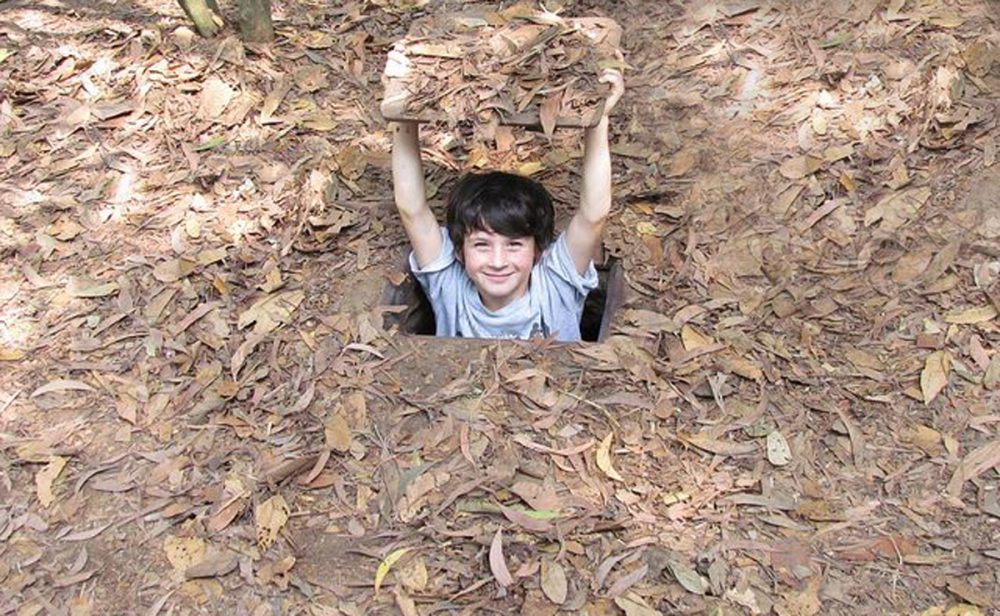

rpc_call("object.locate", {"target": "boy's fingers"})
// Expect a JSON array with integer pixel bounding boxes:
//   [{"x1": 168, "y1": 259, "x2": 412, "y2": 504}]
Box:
[
  {"x1": 599, "y1": 69, "x2": 625, "y2": 114},
  {"x1": 384, "y1": 53, "x2": 411, "y2": 78},
  {"x1": 598, "y1": 68, "x2": 623, "y2": 84}
]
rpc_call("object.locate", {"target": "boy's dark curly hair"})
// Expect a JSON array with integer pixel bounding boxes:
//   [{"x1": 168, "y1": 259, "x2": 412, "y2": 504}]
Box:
[{"x1": 445, "y1": 171, "x2": 556, "y2": 254}]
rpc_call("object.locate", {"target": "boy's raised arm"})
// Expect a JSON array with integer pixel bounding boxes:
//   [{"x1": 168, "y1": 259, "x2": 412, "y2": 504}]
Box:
[
  {"x1": 385, "y1": 48, "x2": 442, "y2": 268},
  {"x1": 565, "y1": 68, "x2": 625, "y2": 275},
  {"x1": 391, "y1": 121, "x2": 442, "y2": 268}
]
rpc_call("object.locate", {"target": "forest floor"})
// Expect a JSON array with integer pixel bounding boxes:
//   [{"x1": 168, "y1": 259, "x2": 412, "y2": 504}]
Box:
[{"x1": 1, "y1": 0, "x2": 999, "y2": 614}]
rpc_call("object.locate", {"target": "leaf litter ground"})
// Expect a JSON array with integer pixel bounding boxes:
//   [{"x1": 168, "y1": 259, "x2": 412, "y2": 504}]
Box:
[{"x1": 1, "y1": 0, "x2": 999, "y2": 614}]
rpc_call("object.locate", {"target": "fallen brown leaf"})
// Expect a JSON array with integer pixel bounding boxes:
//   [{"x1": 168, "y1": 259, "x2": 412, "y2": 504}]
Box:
[{"x1": 489, "y1": 529, "x2": 514, "y2": 588}]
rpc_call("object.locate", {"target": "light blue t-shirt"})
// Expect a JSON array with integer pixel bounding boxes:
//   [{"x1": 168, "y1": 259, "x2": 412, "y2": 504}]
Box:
[{"x1": 408, "y1": 228, "x2": 598, "y2": 341}]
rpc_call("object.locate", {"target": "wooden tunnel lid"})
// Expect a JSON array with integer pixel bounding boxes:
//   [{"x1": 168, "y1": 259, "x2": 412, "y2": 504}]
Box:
[{"x1": 381, "y1": 7, "x2": 622, "y2": 133}]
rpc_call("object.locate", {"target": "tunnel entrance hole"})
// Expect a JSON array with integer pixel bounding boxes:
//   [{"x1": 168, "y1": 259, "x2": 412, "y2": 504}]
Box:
[{"x1": 381, "y1": 257, "x2": 624, "y2": 343}]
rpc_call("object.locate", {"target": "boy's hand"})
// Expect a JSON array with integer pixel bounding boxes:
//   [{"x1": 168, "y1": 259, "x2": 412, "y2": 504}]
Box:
[
  {"x1": 598, "y1": 67, "x2": 625, "y2": 118},
  {"x1": 382, "y1": 45, "x2": 414, "y2": 120},
  {"x1": 383, "y1": 45, "x2": 411, "y2": 80}
]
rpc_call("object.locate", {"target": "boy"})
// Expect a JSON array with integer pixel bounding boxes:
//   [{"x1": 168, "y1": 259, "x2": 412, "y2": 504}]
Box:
[{"x1": 387, "y1": 51, "x2": 624, "y2": 341}]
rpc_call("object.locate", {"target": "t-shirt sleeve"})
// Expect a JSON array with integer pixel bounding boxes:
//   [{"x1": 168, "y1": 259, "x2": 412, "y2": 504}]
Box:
[
  {"x1": 408, "y1": 227, "x2": 460, "y2": 305},
  {"x1": 540, "y1": 232, "x2": 599, "y2": 299}
]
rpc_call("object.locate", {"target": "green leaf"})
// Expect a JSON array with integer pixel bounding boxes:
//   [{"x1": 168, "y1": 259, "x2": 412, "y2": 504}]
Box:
[
  {"x1": 193, "y1": 135, "x2": 227, "y2": 152},
  {"x1": 819, "y1": 33, "x2": 852, "y2": 49}
]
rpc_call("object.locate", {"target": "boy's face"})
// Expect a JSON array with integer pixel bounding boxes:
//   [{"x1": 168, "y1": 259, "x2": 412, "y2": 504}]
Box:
[{"x1": 460, "y1": 229, "x2": 538, "y2": 312}]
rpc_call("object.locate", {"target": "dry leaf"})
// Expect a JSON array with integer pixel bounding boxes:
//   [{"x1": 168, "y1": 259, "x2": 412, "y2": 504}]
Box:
[
  {"x1": 985, "y1": 356, "x2": 1000, "y2": 390},
  {"x1": 0, "y1": 345, "x2": 25, "y2": 361},
  {"x1": 300, "y1": 31, "x2": 334, "y2": 49},
  {"x1": 614, "y1": 592, "x2": 663, "y2": 616},
  {"x1": 238, "y1": 290, "x2": 305, "y2": 334},
  {"x1": 668, "y1": 147, "x2": 698, "y2": 177},
  {"x1": 596, "y1": 432, "x2": 625, "y2": 481},
  {"x1": 683, "y1": 433, "x2": 757, "y2": 456},
  {"x1": 517, "y1": 161, "x2": 544, "y2": 176},
  {"x1": 723, "y1": 355, "x2": 764, "y2": 381},
  {"x1": 255, "y1": 495, "x2": 290, "y2": 551},
  {"x1": 635, "y1": 222, "x2": 657, "y2": 236},
  {"x1": 944, "y1": 306, "x2": 997, "y2": 324},
  {"x1": 767, "y1": 431, "x2": 792, "y2": 466},
  {"x1": 396, "y1": 556, "x2": 428, "y2": 592},
  {"x1": 680, "y1": 324, "x2": 714, "y2": 351},
  {"x1": 776, "y1": 578, "x2": 822, "y2": 616},
  {"x1": 163, "y1": 536, "x2": 207, "y2": 575},
  {"x1": 893, "y1": 249, "x2": 934, "y2": 283},
  {"x1": 864, "y1": 187, "x2": 931, "y2": 231},
  {"x1": 823, "y1": 144, "x2": 853, "y2": 162},
  {"x1": 623, "y1": 309, "x2": 677, "y2": 333},
  {"x1": 185, "y1": 551, "x2": 238, "y2": 580},
  {"x1": 394, "y1": 589, "x2": 420, "y2": 616},
  {"x1": 293, "y1": 110, "x2": 333, "y2": 132},
  {"x1": 31, "y1": 379, "x2": 95, "y2": 397},
  {"x1": 540, "y1": 91, "x2": 561, "y2": 139},
  {"x1": 944, "y1": 577, "x2": 995, "y2": 609},
  {"x1": 902, "y1": 424, "x2": 945, "y2": 457},
  {"x1": 498, "y1": 504, "x2": 553, "y2": 533},
  {"x1": 185, "y1": 212, "x2": 201, "y2": 239},
  {"x1": 927, "y1": 12, "x2": 964, "y2": 28},
  {"x1": 540, "y1": 559, "x2": 568, "y2": 604},
  {"x1": 920, "y1": 351, "x2": 951, "y2": 404},
  {"x1": 198, "y1": 77, "x2": 235, "y2": 120},
  {"x1": 668, "y1": 559, "x2": 708, "y2": 595},
  {"x1": 374, "y1": 547, "x2": 412, "y2": 594},
  {"x1": 845, "y1": 348, "x2": 884, "y2": 371},
  {"x1": 944, "y1": 605, "x2": 984, "y2": 616},
  {"x1": 261, "y1": 266, "x2": 284, "y2": 293},
  {"x1": 294, "y1": 65, "x2": 328, "y2": 93},
  {"x1": 207, "y1": 478, "x2": 249, "y2": 532},
  {"x1": 153, "y1": 258, "x2": 197, "y2": 282},
  {"x1": 36, "y1": 455, "x2": 67, "y2": 507},
  {"x1": 261, "y1": 77, "x2": 291, "y2": 120},
  {"x1": 779, "y1": 155, "x2": 822, "y2": 179},
  {"x1": 509, "y1": 480, "x2": 562, "y2": 511},
  {"x1": 946, "y1": 439, "x2": 1000, "y2": 499},
  {"x1": 198, "y1": 247, "x2": 227, "y2": 266},
  {"x1": 811, "y1": 108, "x2": 828, "y2": 135},
  {"x1": 67, "y1": 277, "x2": 119, "y2": 298},
  {"x1": 49, "y1": 217, "x2": 85, "y2": 240},
  {"x1": 324, "y1": 413, "x2": 352, "y2": 452},
  {"x1": 257, "y1": 555, "x2": 296, "y2": 587},
  {"x1": 489, "y1": 529, "x2": 514, "y2": 588}
]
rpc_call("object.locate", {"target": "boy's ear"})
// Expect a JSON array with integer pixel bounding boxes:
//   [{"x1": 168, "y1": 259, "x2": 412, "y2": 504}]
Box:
[{"x1": 533, "y1": 239, "x2": 545, "y2": 264}]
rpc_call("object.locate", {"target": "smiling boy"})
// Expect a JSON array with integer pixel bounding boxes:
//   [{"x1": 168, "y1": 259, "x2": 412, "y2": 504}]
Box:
[{"x1": 388, "y1": 53, "x2": 624, "y2": 341}]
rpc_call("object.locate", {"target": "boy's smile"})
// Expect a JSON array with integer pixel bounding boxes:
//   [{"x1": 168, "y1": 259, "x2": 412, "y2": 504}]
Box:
[{"x1": 461, "y1": 229, "x2": 538, "y2": 312}]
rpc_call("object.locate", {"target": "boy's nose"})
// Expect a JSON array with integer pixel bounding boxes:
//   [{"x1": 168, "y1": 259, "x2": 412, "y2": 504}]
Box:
[{"x1": 490, "y1": 246, "x2": 506, "y2": 267}]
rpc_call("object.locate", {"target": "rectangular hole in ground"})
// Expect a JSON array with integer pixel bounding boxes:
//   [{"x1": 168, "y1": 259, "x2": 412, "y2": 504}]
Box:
[{"x1": 380, "y1": 257, "x2": 624, "y2": 342}]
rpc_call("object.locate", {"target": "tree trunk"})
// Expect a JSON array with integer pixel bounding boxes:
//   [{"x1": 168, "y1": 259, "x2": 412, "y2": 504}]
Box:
[
  {"x1": 177, "y1": 0, "x2": 224, "y2": 38},
  {"x1": 237, "y1": 0, "x2": 274, "y2": 44}
]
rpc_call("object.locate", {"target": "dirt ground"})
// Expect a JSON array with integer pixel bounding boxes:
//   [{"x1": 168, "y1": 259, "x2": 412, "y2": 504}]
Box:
[{"x1": 1, "y1": 0, "x2": 999, "y2": 614}]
